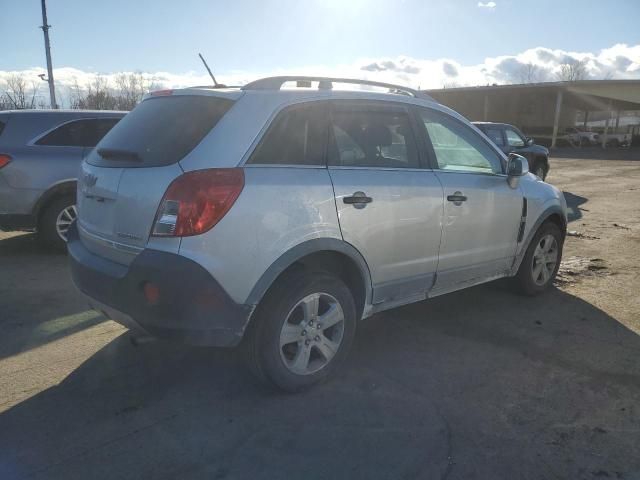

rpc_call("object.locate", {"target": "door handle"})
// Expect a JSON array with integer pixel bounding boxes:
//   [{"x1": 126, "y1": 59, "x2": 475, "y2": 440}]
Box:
[
  {"x1": 447, "y1": 192, "x2": 467, "y2": 205},
  {"x1": 343, "y1": 191, "x2": 373, "y2": 209}
]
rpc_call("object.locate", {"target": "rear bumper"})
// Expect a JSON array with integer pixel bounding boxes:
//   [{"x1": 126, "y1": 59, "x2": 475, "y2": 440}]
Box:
[
  {"x1": 0, "y1": 214, "x2": 36, "y2": 231},
  {"x1": 67, "y1": 222, "x2": 253, "y2": 347}
]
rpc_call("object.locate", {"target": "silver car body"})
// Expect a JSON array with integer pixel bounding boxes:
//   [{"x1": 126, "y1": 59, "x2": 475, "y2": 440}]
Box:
[{"x1": 71, "y1": 82, "x2": 567, "y2": 345}]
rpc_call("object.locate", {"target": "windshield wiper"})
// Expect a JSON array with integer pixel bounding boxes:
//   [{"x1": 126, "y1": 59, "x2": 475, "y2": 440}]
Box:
[{"x1": 97, "y1": 148, "x2": 142, "y2": 162}]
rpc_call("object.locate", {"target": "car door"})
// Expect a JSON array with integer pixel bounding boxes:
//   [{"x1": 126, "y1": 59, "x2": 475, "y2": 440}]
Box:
[
  {"x1": 415, "y1": 107, "x2": 523, "y2": 295},
  {"x1": 327, "y1": 100, "x2": 444, "y2": 305}
]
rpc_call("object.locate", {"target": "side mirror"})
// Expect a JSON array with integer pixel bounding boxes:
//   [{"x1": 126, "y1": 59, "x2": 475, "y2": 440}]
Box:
[
  {"x1": 507, "y1": 154, "x2": 529, "y2": 188},
  {"x1": 526, "y1": 137, "x2": 534, "y2": 146}
]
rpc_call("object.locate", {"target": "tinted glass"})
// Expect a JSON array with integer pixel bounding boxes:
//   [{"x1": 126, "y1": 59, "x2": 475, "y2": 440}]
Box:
[
  {"x1": 248, "y1": 103, "x2": 327, "y2": 165},
  {"x1": 418, "y1": 109, "x2": 502, "y2": 174},
  {"x1": 84, "y1": 118, "x2": 121, "y2": 146},
  {"x1": 328, "y1": 105, "x2": 419, "y2": 168},
  {"x1": 89, "y1": 95, "x2": 234, "y2": 167},
  {"x1": 505, "y1": 128, "x2": 525, "y2": 147},
  {"x1": 35, "y1": 118, "x2": 121, "y2": 147},
  {"x1": 0, "y1": 120, "x2": 5, "y2": 136},
  {"x1": 484, "y1": 127, "x2": 505, "y2": 146}
]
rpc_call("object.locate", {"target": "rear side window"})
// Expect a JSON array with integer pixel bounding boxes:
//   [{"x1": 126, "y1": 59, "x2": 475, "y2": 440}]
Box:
[
  {"x1": 248, "y1": 103, "x2": 328, "y2": 166},
  {"x1": 35, "y1": 118, "x2": 120, "y2": 147},
  {"x1": 89, "y1": 95, "x2": 234, "y2": 167},
  {"x1": 484, "y1": 127, "x2": 505, "y2": 146},
  {"x1": 328, "y1": 104, "x2": 419, "y2": 169}
]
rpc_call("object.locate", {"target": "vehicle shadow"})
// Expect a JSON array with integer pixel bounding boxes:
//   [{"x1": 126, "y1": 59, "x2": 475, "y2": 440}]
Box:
[
  {"x1": 0, "y1": 233, "x2": 106, "y2": 361},
  {"x1": 1, "y1": 282, "x2": 639, "y2": 480},
  {"x1": 563, "y1": 191, "x2": 588, "y2": 223}
]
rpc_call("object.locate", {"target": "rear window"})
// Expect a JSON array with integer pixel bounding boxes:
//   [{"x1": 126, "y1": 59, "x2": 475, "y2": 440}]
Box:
[
  {"x1": 0, "y1": 120, "x2": 5, "y2": 136},
  {"x1": 89, "y1": 95, "x2": 234, "y2": 167}
]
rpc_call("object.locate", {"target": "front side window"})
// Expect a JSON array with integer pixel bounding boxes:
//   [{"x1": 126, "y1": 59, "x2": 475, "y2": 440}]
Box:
[
  {"x1": 505, "y1": 128, "x2": 525, "y2": 147},
  {"x1": 36, "y1": 118, "x2": 120, "y2": 147},
  {"x1": 328, "y1": 104, "x2": 419, "y2": 169},
  {"x1": 418, "y1": 108, "x2": 503, "y2": 174},
  {"x1": 248, "y1": 102, "x2": 327, "y2": 166}
]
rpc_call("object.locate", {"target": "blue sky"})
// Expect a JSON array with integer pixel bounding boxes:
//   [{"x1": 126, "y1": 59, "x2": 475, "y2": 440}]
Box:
[
  {"x1": 4, "y1": 0, "x2": 639, "y2": 73},
  {"x1": 2, "y1": 0, "x2": 640, "y2": 99}
]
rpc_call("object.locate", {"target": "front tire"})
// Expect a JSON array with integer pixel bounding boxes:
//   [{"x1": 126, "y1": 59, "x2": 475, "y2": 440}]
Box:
[
  {"x1": 38, "y1": 195, "x2": 76, "y2": 251},
  {"x1": 244, "y1": 270, "x2": 357, "y2": 392},
  {"x1": 514, "y1": 222, "x2": 563, "y2": 296},
  {"x1": 533, "y1": 161, "x2": 548, "y2": 180}
]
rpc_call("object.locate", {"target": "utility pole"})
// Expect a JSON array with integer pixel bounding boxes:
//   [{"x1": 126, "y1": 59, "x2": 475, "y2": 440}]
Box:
[{"x1": 40, "y1": 0, "x2": 57, "y2": 109}]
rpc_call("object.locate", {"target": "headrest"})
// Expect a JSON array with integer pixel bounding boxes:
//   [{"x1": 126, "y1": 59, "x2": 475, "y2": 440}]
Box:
[{"x1": 361, "y1": 122, "x2": 392, "y2": 147}]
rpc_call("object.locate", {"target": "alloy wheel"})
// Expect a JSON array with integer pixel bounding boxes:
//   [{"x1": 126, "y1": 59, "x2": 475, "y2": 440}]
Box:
[
  {"x1": 531, "y1": 234, "x2": 558, "y2": 286},
  {"x1": 55, "y1": 204, "x2": 77, "y2": 242},
  {"x1": 279, "y1": 292, "x2": 345, "y2": 375}
]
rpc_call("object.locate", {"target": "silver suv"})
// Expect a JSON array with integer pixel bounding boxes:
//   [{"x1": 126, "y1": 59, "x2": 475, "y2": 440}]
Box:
[
  {"x1": 68, "y1": 77, "x2": 567, "y2": 391},
  {"x1": 0, "y1": 110, "x2": 125, "y2": 249}
]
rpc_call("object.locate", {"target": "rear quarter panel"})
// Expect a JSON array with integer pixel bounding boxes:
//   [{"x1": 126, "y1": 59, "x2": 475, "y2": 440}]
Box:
[{"x1": 177, "y1": 167, "x2": 343, "y2": 305}]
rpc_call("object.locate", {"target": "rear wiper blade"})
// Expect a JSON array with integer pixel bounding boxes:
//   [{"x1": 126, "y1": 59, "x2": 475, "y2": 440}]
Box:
[{"x1": 97, "y1": 148, "x2": 142, "y2": 162}]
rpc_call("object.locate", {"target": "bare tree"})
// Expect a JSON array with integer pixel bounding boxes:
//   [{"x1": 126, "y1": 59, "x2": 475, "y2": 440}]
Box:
[
  {"x1": 70, "y1": 76, "x2": 117, "y2": 110},
  {"x1": 114, "y1": 72, "x2": 156, "y2": 110},
  {"x1": 517, "y1": 62, "x2": 540, "y2": 84},
  {"x1": 69, "y1": 73, "x2": 157, "y2": 111},
  {"x1": 557, "y1": 59, "x2": 588, "y2": 82},
  {"x1": 2, "y1": 74, "x2": 39, "y2": 109}
]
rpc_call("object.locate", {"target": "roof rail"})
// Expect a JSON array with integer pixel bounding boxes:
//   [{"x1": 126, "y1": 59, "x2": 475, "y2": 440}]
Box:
[{"x1": 242, "y1": 76, "x2": 434, "y2": 101}]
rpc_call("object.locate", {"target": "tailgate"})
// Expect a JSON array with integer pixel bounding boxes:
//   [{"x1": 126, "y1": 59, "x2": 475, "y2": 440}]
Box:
[
  {"x1": 76, "y1": 92, "x2": 237, "y2": 265},
  {"x1": 77, "y1": 161, "x2": 182, "y2": 265}
]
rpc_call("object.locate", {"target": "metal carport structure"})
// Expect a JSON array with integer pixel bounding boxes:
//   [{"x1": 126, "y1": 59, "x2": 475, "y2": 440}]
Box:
[{"x1": 426, "y1": 80, "x2": 640, "y2": 147}]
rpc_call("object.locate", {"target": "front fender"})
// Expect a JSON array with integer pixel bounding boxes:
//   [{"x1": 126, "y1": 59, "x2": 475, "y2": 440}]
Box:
[{"x1": 510, "y1": 203, "x2": 566, "y2": 274}]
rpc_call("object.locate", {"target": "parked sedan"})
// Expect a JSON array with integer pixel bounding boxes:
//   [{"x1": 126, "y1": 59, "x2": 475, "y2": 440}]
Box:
[
  {"x1": 474, "y1": 122, "x2": 550, "y2": 180},
  {"x1": 0, "y1": 110, "x2": 126, "y2": 249}
]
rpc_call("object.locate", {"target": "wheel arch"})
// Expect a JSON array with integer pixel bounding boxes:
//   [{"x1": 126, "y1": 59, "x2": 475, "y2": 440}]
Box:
[
  {"x1": 33, "y1": 180, "x2": 77, "y2": 222},
  {"x1": 511, "y1": 205, "x2": 566, "y2": 275},
  {"x1": 245, "y1": 238, "x2": 373, "y2": 321}
]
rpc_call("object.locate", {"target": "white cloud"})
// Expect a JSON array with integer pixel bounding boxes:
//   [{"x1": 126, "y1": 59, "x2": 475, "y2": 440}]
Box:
[
  {"x1": 2, "y1": 43, "x2": 639, "y2": 107},
  {"x1": 478, "y1": 1, "x2": 497, "y2": 8}
]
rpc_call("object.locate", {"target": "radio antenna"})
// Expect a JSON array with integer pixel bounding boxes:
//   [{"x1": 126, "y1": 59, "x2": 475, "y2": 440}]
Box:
[{"x1": 198, "y1": 53, "x2": 219, "y2": 86}]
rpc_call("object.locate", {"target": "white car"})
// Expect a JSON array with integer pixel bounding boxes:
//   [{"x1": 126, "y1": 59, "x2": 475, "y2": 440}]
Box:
[
  {"x1": 600, "y1": 132, "x2": 632, "y2": 148},
  {"x1": 564, "y1": 127, "x2": 599, "y2": 146}
]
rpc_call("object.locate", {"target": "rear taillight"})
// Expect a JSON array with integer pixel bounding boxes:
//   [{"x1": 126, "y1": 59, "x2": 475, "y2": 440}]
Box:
[
  {"x1": 152, "y1": 168, "x2": 244, "y2": 237},
  {"x1": 0, "y1": 154, "x2": 11, "y2": 169}
]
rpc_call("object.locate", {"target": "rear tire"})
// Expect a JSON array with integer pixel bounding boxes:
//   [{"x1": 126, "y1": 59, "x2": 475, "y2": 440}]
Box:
[
  {"x1": 37, "y1": 195, "x2": 76, "y2": 252},
  {"x1": 514, "y1": 222, "x2": 563, "y2": 296},
  {"x1": 244, "y1": 270, "x2": 357, "y2": 392}
]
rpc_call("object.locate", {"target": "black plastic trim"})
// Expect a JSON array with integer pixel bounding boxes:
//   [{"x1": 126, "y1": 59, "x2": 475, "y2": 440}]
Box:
[
  {"x1": 511, "y1": 205, "x2": 566, "y2": 274},
  {"x1": 245, "y1": 238, "x2": 373, "y2": 310},
  {"x1": 67, "y1": 222, "x2": 252, "y2": 347}
]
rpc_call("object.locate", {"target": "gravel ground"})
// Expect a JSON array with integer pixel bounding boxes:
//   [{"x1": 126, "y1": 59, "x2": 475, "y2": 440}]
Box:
[{"x1": 0, "y1": 155, "x2": 639, "y2": 480}]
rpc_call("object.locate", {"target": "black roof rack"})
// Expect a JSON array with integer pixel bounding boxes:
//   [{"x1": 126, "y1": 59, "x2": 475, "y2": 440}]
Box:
[{"x1": 241, "y1": 76, "x2": 434, "y2": 101}]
